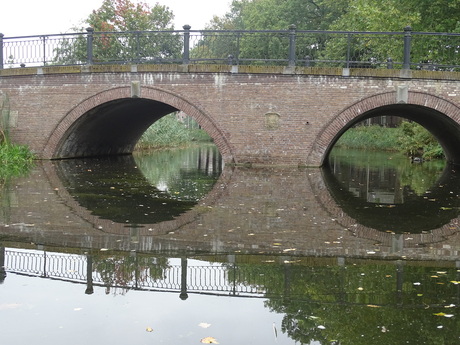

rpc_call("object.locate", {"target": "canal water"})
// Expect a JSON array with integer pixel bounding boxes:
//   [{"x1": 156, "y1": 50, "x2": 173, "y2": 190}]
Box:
[{"x1": 1, "y1": 144, "x2": 460, "y2": 344}]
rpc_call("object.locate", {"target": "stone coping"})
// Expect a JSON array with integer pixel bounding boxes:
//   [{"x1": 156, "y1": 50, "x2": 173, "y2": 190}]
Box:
[{"x1": 1, "y1": 64, "x2": 460, "y2": 81}]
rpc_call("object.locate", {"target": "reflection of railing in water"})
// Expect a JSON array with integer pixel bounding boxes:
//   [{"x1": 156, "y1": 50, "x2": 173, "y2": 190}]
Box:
[
  {"x1": 2, "y1": 248, "x2": 263, "y2": 298},
  {"x1": 2, "y1": 248, "x2": 459, "y2": 307}
]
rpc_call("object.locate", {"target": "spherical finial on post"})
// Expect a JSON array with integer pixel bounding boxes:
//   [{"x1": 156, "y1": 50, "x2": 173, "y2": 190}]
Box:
[{"x1": 183, "y1": 24, "x2": 191, "y2": 30}]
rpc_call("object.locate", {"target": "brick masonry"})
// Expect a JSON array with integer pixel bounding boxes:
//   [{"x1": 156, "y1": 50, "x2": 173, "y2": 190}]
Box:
[{"x1": 1, "y1": 65, "x2": 460, "y2": 166}]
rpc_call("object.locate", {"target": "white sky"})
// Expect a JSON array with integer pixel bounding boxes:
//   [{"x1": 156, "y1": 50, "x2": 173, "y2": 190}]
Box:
[{"x1": 1, "y1": 0, "x2": 231, "y2": 37}]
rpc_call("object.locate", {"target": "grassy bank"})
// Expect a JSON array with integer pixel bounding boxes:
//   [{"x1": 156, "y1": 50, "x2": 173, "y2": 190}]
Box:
[
  {"x1": 336, "y1": 122, "x2": 444, "y2": 160},
  {"x1": 0, "y1": 141, "x2": 35, "y2": 178},
  {"x1": 135, "y1": 114, "x2": 212, "y2": 151}
]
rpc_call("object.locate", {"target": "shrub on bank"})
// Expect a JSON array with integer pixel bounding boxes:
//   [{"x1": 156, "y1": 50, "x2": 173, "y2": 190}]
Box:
[
  {"x1": 336, "y1": 122, "x2": 444, "y2": 160},
  {"x1": 135, "y1": 114, "x2": 212, "y2": 151}
]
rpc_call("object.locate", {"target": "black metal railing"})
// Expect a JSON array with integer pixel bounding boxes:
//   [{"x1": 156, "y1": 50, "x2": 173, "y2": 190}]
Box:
[{"x1": 1, "y1": 26, "x2": 460, "y2": 71}]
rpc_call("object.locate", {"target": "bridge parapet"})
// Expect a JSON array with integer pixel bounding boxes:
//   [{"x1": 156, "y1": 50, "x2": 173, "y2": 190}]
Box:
[{"x1": 1, "y1": 27, "x2": 459, "y2": 71}]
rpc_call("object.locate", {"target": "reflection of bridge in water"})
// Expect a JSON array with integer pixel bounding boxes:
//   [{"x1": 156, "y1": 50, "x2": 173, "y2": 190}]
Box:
[
  {"x1": 2, "y1": 160, "x2": 460, "y2": 261},
  {"x1": 2, "y1": 246, "x2": 459, "y2": 308}
]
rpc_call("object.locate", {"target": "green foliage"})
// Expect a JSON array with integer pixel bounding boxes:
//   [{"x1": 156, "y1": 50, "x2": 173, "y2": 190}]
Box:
[
  {"x1": 202, "y1": 0, "x2": 460, "y2": 68},
  {"x1": 136, "y1": 114, "x2": 211, "y2": 151},
  {"x1": 54, "y1": 0, "x2": 182, "y2": 64},
  {"x1": 0, "y1": 141, "x2": 35, "y2": 178},
  {"x1": 136, "y1": 114, "x2": 190, "y2": 150},
  {"x1": 335, "y1": 125, "x2": 401, "y2": 151},
  {"x1": 397, "y1": 121, "x2": 444, "y2": 160},
  {"x1": 336, "y1": 122, "x2": 444, "y2": 160}
]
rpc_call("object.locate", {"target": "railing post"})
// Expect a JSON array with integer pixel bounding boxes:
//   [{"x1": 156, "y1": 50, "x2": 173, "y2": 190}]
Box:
[
  {"x1": 86, "y1": 27, "x2": 94, "y2": 65},
  {"x1": 179, "y1": 256, "x2": 188, "y2": 300},
  {"x1": 0, "y1": 33, "x2": 4, "y2": 69},
  {"x1": 403, "y1": 26, "x2": 412, "y2": 70},
  {"x1": 346, "y1": 33, "x2": 352, "y2": 68},
  {"x1": 288, "y1": 24, "x2": 296, "y2": 67},
  {"x1": 183, "y1": 24, "x2": 191, "y2": 65},
  {"x1": 0, "y1": 247, "x2": 6, "y2": 283}
]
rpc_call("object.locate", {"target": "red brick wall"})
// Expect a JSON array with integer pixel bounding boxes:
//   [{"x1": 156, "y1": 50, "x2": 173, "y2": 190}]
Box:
[{"x1": 1, "y1": 67, "x2": 460, "y2": 166}]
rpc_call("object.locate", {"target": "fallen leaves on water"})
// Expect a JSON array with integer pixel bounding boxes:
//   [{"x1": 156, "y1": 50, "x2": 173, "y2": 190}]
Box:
[
  {"x1": 201, "y1": 336, "x2": 219, "y2": 344},
  {"x1": 146, "y1": 327, "x2": 153, "y2": 332}
]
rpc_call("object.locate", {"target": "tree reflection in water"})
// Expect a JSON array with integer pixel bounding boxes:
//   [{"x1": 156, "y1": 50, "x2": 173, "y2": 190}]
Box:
[{"x1": 325, "y1": 148, "x2": 460, "y2": 233}]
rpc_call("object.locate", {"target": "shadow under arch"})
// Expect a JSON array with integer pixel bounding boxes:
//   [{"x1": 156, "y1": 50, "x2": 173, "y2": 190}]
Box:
[
  {"x1": 42, "y1": 86, "x2": 235, "y2": 163},
  {"x1": 307, "y1": 91, "x2": 460, "y2": 166}
]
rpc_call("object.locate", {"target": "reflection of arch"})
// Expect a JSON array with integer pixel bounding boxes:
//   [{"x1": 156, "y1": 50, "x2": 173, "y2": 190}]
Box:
[
  {"x1": 41, "y1": 159, "x2": 234, "y2": 239},
  {"x1": 307, "y1": 167, "x2": 460, "y2": 249},
  {"x1": 42, "y1": 86, "x2": 235, "y2": 163},
  {"x1": 308, "y1": 92, "x2": 460, "y2": 166}
]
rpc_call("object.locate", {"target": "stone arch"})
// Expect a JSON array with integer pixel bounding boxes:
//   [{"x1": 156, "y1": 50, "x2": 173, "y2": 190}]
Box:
[
  {"x1": 42, "y1": 86, "x2": 235, "y2": 163},
  {"x1": 307, "y1": 91, "x2": 460, "y2": 166}
]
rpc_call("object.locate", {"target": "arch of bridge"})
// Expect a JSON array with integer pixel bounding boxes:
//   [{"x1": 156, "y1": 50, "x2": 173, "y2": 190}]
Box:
[
  {"x1": 42, "y1": 85, "x2": 235, "y2": 161},
  {"x1": 307, "y1": 91, "x2": 460, "y2": 166}
]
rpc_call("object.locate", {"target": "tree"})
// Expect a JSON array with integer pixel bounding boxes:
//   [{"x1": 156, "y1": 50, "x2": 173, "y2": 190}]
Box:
[
  {"x1": 54, "y1": 0, "x2": 182, "y2": 64},
  {"x1": 195, "y1": 0, "x2": 350, "y2": 65},
  {"x1": 324, "y1": 0, "x2": 460, "y2": 68}
]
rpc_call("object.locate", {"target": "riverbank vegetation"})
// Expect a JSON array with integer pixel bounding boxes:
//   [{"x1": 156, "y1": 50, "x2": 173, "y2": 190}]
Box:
[
  {"x1": 335, "y1": 121, "x2": 444, "y2": 160},
  {"x1": 0, "y1": 132, "x2": 35, "y2": 178},
  {"x1": 135, "y1": 114, "x2": 212, "y2": 151}
]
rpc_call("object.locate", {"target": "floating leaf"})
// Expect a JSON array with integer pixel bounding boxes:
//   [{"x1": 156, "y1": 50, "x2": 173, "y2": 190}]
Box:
[
  {"x1": 450, "y1": 281, "x2": 460, "y2": 285},
  {"x1": 201, "y1": 336, "x2": 219, "y2": 344},
  {"x1": 283, "y1": 248, "x2": 296, "y2": 252},
  {"x1": 198, "y1": 323, "x2": 211, "y2": 329},
  {"x1": 367, "y1": 304, "x2": 381, "y2": 308},
  {"x1": 146, "y1": 327, "x2": 153, "y2": 332},
  {"x1": 0, "y1": 303, "x2": 21, "y2": 310},
  {"x1": 433, "y1": 312, "x2": 446, "y2": 316}
]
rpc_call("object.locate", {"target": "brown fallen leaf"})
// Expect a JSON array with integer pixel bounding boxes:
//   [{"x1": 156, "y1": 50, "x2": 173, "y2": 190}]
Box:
[{"x1": 201, "y1": 336, "x2": 219, "y2": 344}]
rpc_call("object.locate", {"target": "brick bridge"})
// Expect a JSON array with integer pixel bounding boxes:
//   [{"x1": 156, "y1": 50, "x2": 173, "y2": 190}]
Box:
[{"x1": 1, "y1": 65, "x2": 460, "y2": 166}]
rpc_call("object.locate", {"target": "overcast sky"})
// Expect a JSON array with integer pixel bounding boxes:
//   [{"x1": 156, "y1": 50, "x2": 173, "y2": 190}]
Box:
[{"x1": 1, "y1": 0, "x2": 231, "y2": 37}]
